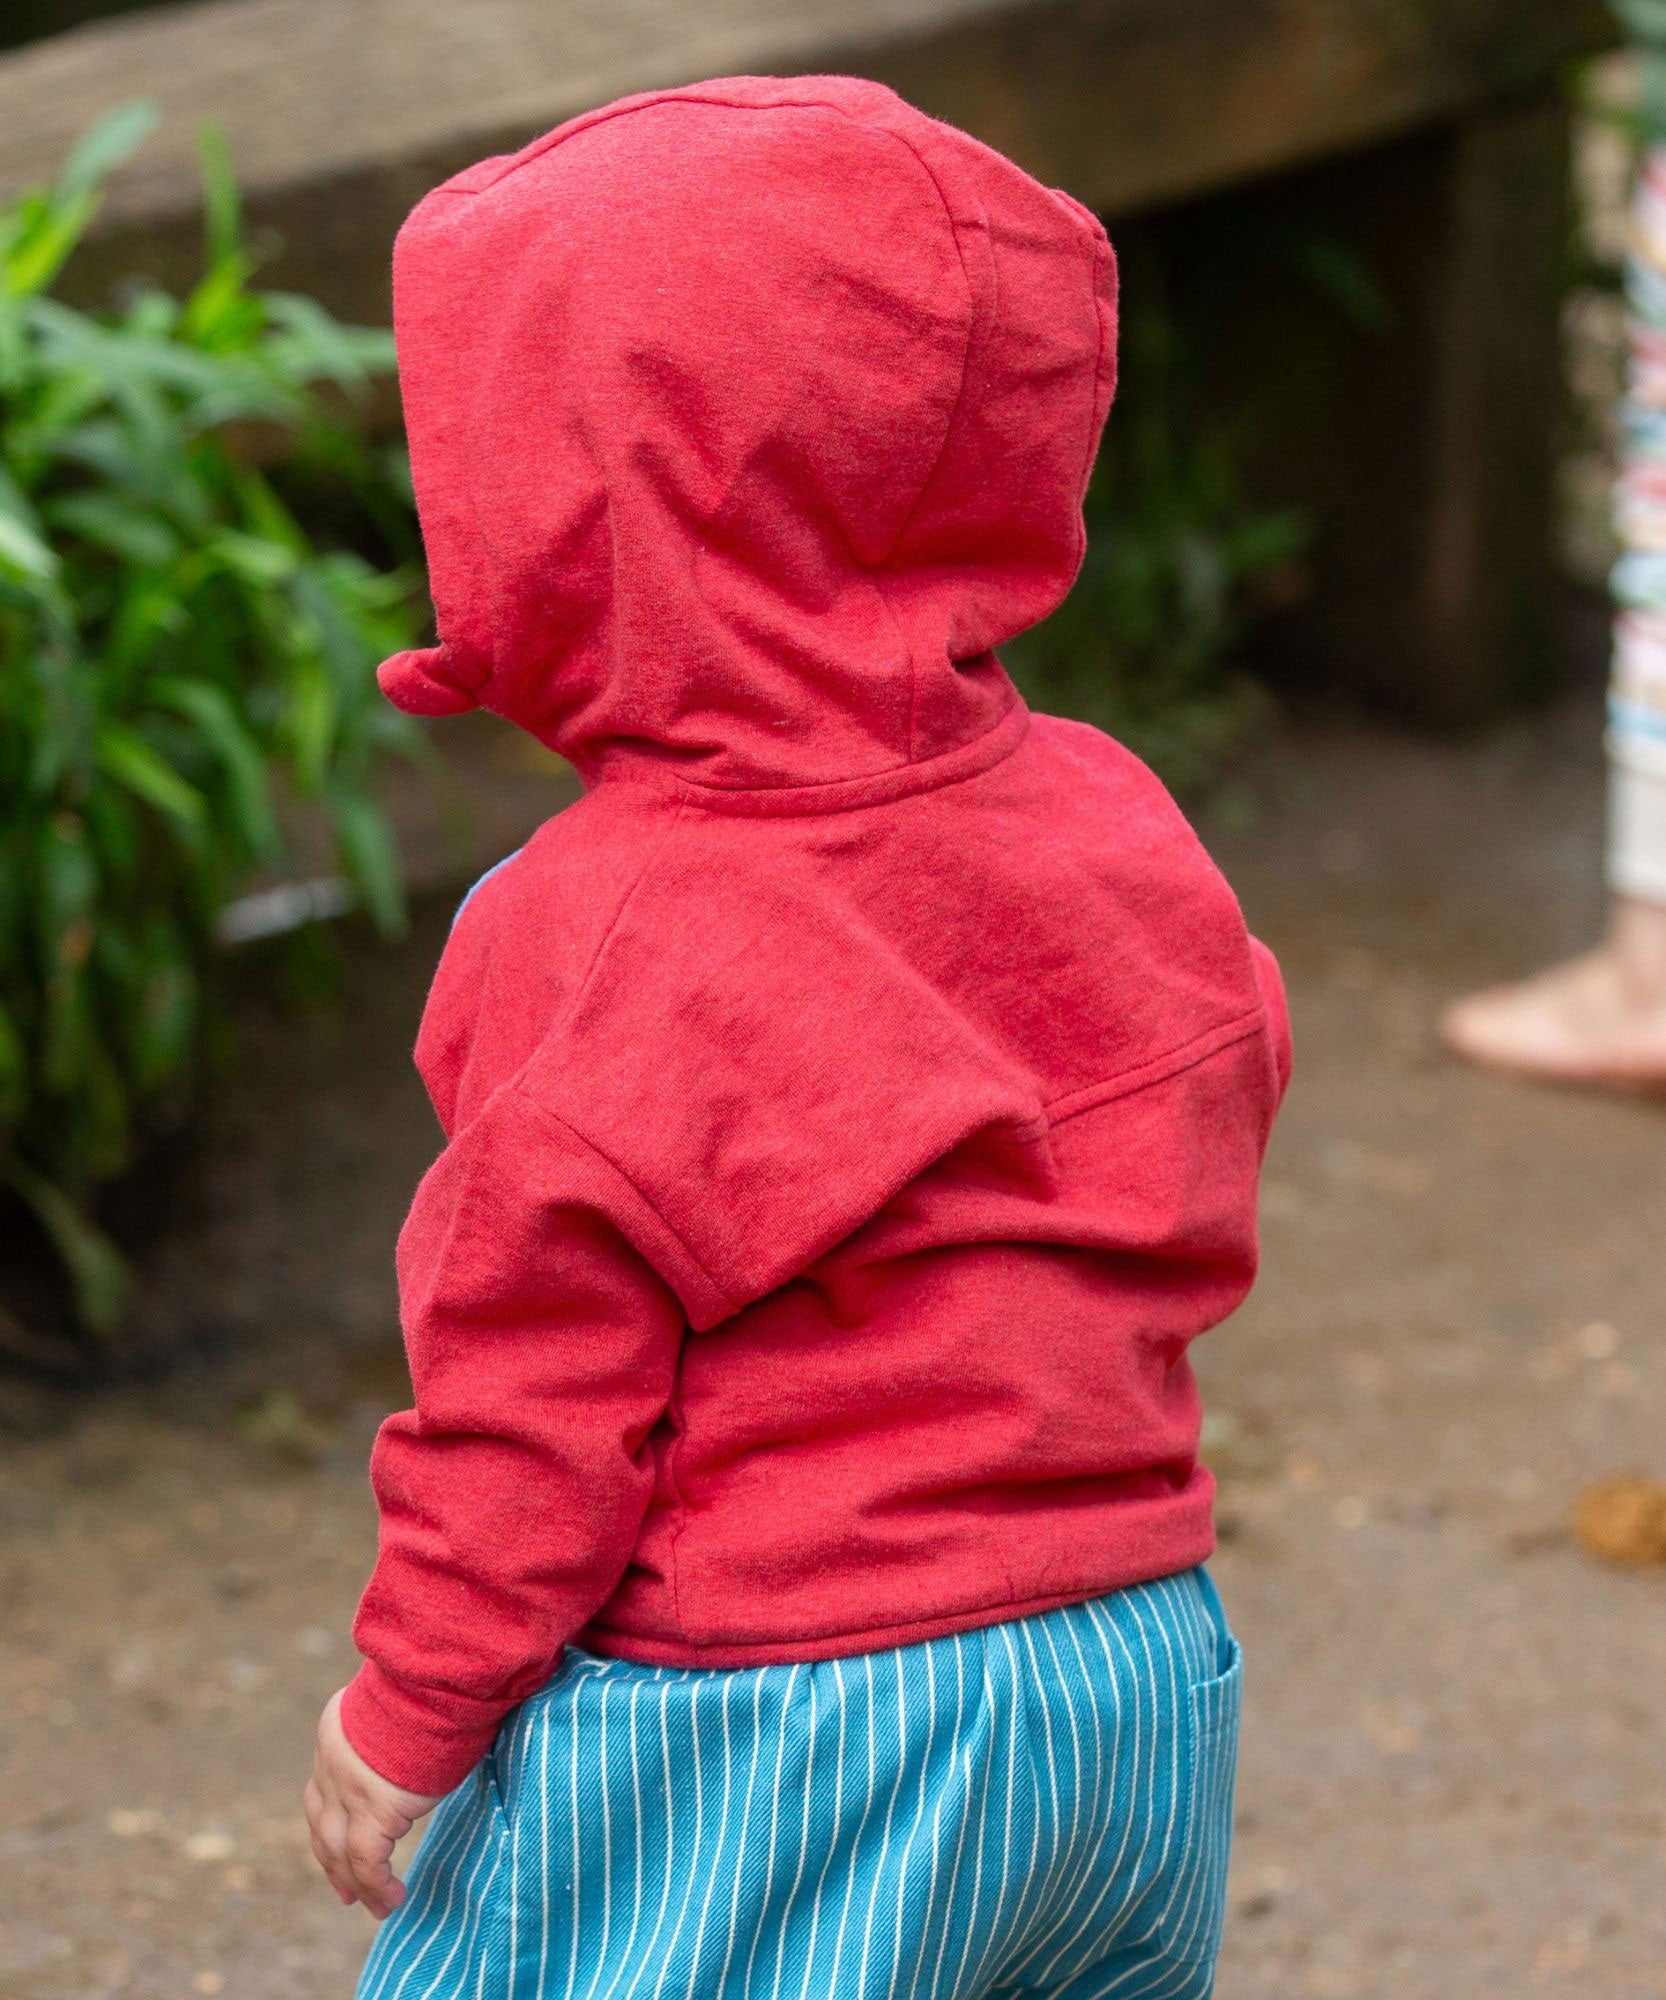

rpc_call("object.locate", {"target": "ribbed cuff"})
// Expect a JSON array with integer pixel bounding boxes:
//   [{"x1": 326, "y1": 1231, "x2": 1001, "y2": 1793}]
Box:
[
  {"x1": 338, "y1": 1661, "x2": 506, "y2": 1798},
  {"x1": 1607, "y1": 730, "x2": 1666, "y2": 907}
]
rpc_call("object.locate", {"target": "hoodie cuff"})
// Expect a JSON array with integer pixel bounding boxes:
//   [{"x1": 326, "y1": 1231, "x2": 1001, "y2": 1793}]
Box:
[{"x1": 338, "y1": 1660, "x2": 506, "y2": 1798}]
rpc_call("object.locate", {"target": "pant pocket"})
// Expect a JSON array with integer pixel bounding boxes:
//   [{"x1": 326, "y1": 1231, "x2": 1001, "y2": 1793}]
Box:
[
  {"x1": 478, "y1": 1741, "x2": 511, "y2": 1829},
  {"x1": 1166, "y1": 1638, "x2": 1243, "y2": 1970}
]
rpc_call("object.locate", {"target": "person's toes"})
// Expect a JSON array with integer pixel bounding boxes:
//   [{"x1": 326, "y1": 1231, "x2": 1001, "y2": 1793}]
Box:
[
  {"x1": 1441, "y1": 954, "x2": 1666, "y2": 1085},
  {"x1": 1439, "y1": 984, "x2": 1575, "y2": 1074}
]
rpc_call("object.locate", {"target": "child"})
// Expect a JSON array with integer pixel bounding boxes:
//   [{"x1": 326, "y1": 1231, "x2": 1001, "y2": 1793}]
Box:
[{"x1": 305, "y1": 74, "x2": 1291, "y2": 2000}]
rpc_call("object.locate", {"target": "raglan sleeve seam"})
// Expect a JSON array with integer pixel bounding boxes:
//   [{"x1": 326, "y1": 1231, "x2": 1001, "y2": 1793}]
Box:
[{"x1": 507, "y1": 1082, "x2": 742, "y2": 1324}]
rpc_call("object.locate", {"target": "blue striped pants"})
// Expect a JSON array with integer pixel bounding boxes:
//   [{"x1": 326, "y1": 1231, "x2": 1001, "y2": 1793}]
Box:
[{"x1": 356, "y1": 1569, "x2": 1242, "y2": 2000}]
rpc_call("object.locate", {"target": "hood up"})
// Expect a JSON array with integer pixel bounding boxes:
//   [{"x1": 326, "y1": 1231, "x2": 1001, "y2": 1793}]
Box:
[{"x1": 378, "y1": 75, "x2": 1117, "y2": 792}]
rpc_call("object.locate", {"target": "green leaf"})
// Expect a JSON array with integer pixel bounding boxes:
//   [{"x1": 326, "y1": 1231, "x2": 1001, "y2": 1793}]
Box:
[
  {"x1": 0, "y1": 106, "x2": 422, "y2": 1353},
  {"x1": 96, "y1": 724, "x2": 207, "y2": 827},
  {"x1": 180, "y1": 250, "x2": 258, "y2": 350},
  {"x1": 14, "y1": 361, "x2": 110, "y2": 448},
  {"x1": 81, "y1": 783, "x2": 141, "y2": 883},
  {"x1": 195, "y1": 121, "x2": 242, "y2": 273},
  {"x1": 151, "y1": 675, "x2": 280, "y2": 858},
  {"x1": 106, "y1": 575, "x2": 190, "y2": 674},
  {"x1": 57, "y1": 101, "x2": 161, "y2": 203},
  {"x1": 121, "y1": 287, "x2": 179, "y2": 339},
  {"x1": 286, "y1": 657, "x2": 336, "y2": 791},
  {"x1": 0, "y1": 293, "x2": 26, "y2": 389},
  {"x1": 262, "y1": 292, "x2": 394, "y2": 389},
  {"x1": 6, "y1": 1161, "x2": 131, "y2": 1338},
  {"x1": 39, "y1": 813, "x2": 98, "y2": 942},
  {"x1": 209, "y1": 528, "x2": 299, "y2": 584},
  {"x1": 328, "y1": 783, "x2": 406, "y2": 935},
  {"x1": 0, "y1": 508, "x2": 58, "y2": 581},
  {"x1": 2, "y1": 192, "x2": 97, "y2": 299},
  {"x1": 44, "y1": 491, "x2": 181, "y2": 568},
  {"x1": 229, "y1": 463, "x2": 307, "y2": 553}
]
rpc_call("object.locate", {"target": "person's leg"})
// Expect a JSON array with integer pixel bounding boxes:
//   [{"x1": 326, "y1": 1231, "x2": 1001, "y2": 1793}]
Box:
[{"x1": 1441, "y1": 147, "x2": 1666, "y2": 1086}]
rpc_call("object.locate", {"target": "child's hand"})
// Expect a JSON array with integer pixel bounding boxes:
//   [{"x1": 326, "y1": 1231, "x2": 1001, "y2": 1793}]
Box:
[{"x1": 304, "y1": 1688, "x2": 440, "y2": 1920}]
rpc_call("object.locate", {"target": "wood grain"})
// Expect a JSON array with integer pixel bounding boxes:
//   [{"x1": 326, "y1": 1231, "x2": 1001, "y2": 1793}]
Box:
[{"x1": 0, "y1": 0, "x2": 1612, "y2": 232}]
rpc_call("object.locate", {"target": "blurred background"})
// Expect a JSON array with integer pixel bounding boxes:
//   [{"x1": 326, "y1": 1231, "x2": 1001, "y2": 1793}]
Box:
[{"x1": 1, "y1": 2, "x2": 1663, "y2": 1996}]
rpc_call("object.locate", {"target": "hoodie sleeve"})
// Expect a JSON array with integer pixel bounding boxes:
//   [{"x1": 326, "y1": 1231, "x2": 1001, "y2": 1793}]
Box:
[
  {"x1": 340, "y1": 1082, "x2": 685, "y2": 1796},
  {"x1": 1249, "y1": 935, "x2": 1294, "y2": 1103}
]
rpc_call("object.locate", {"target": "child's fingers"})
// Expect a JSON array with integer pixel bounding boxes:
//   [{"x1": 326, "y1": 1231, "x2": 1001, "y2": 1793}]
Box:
[
  {"x1": 302, "y1": 1781, "x2": 337, "y2": 1879},
  {"x1": 309, "y1": 1800, "x2": 361, "y2": 1908},
  {"x1": 343, "y1": 1816, "x2": 403, "y2": 1919}
]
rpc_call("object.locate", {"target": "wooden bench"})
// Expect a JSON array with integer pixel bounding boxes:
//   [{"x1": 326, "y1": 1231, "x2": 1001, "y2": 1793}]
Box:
[{"x1": 0, "y1": 0, "x2": 1616, "y2": 718}]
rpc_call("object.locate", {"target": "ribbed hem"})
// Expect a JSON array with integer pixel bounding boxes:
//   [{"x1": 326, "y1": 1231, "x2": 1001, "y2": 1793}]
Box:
[
  {"x1": 1606, "y1": 729, "x2": 1666, "y2": 906},
  {"x1": 338, "y1": 1661, "x2": 507, "y2": 1798}
]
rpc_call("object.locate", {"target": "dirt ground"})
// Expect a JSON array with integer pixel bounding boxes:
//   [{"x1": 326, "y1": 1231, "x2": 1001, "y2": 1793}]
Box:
[{"x1": 2, "y1": 700, "x2": 1664, "y2": 2000}]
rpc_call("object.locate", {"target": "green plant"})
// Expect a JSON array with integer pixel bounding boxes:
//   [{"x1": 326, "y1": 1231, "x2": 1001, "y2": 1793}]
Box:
[
  {"x1": 1007, "y1": 248, "x2": 1310, "y2": 797},
  {"x1": 0, "y1": 105, "x2": 424, "y2": 1342}
]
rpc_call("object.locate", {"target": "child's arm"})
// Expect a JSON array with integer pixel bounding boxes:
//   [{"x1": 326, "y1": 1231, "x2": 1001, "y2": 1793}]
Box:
[
  {"x1": 305, "y1": 1689, "x2": 438, "y2": 1918},
  {"x1": 310, "y1": 1076, "x2": 686, "y2": 1886}
]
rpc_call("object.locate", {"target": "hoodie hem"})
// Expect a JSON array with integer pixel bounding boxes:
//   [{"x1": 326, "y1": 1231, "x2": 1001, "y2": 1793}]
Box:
[{"x1": 575, "y1": 1521, "x2": 1216, "y2": 1668}]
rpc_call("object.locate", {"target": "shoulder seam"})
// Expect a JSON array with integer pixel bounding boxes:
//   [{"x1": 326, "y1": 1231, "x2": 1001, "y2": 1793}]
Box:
[
  {"x1": 1044, "y1": 1007, "x2": 1269, "y2": 1128},
  {"x1": 549, "y1": 794, "x2": 690, "y2": 1037},
  {"x1": 508, "y1": 1086, "x2": 740, "y2": 1317}
]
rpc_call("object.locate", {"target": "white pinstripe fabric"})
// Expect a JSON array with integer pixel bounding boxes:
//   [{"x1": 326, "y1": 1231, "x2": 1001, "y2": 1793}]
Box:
[{"x1": 356, "y1": 1570, "x2": 1241, "y2": 2000}]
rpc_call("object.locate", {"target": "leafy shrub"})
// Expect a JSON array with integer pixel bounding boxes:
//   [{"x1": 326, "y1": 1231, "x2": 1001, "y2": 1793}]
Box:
[{"x1": 0, "y1": 106, "x2": 423, "y2": 1341}]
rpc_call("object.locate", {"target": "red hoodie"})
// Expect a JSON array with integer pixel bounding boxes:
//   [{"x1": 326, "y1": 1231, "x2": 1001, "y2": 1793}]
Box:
[{"x1": 341, "y1": 75, "x2": 1292, "y2": 1797}]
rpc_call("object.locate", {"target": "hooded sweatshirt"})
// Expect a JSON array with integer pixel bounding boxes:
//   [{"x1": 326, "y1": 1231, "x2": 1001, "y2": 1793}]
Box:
[{"x1": 341, "y1": 75, "x2": 1293, "y2": 1798}]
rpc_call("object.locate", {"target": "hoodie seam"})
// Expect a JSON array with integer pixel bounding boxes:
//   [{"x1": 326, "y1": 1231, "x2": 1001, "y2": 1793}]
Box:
[
  {"x1": 493, "y1": 88, "x2": 981, "y2": 773},
  {"x1": 690, "y1": 97, "x2": 983, "y2": 770},
  {"x1": 653, "y1": 697, "x2": 1030, "y2": 818},
  {"x1": 837, "y1": 115, "x2": 981, "y2": 767},
  {"x1": 548, "y1": 794, "x2": 689, "y2": 1031},
  {"x1": 510, "y1": 1087, "x2": 740, "y2": 1319},
  {"x1": 1044, "y1": 1008, "x2": 1270, "y2": 1127},
  {"x1": 505, "y1": 795, "x2": 742, "y2": 1317}
]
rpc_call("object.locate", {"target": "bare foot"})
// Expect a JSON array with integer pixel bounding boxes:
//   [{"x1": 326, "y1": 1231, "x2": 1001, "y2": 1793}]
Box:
[{"x1": 1440, "y1": 897, "x2": 1666, "y2": 1089}]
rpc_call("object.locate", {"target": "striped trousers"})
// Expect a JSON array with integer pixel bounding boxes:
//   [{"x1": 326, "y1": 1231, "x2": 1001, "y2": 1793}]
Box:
[{"x1": 356, "y1": 1569, "x2": 1242, "y2": 2000}]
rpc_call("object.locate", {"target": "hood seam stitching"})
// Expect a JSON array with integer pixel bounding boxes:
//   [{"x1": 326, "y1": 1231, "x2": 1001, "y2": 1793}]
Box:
[
  {"x1": 417, "y1": 91, "x2": 983, "y2": 775},
  {"x1": 655, "y1": 697, "x2": 1030, "y2": 819}
]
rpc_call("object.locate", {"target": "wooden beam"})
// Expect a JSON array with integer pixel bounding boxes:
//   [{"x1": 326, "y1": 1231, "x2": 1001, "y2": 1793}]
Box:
[
  {"x1": 0, "y1": 0, "x2": 1613, "y2": 321},
  {"x1": 1217, "y1": 96, "x2": 1577, "y2": 722}
]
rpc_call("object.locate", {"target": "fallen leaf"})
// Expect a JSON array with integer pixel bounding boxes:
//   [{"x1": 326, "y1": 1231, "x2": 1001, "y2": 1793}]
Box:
[{"x1": 1572, "y1": 1476, "x2": 1666, "y2": 1567}]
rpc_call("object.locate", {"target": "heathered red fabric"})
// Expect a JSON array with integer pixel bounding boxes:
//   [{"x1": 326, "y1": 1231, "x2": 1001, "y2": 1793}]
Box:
[{"x1": 340, "y1": 74, "x2": 1293, "y2": 1796}]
